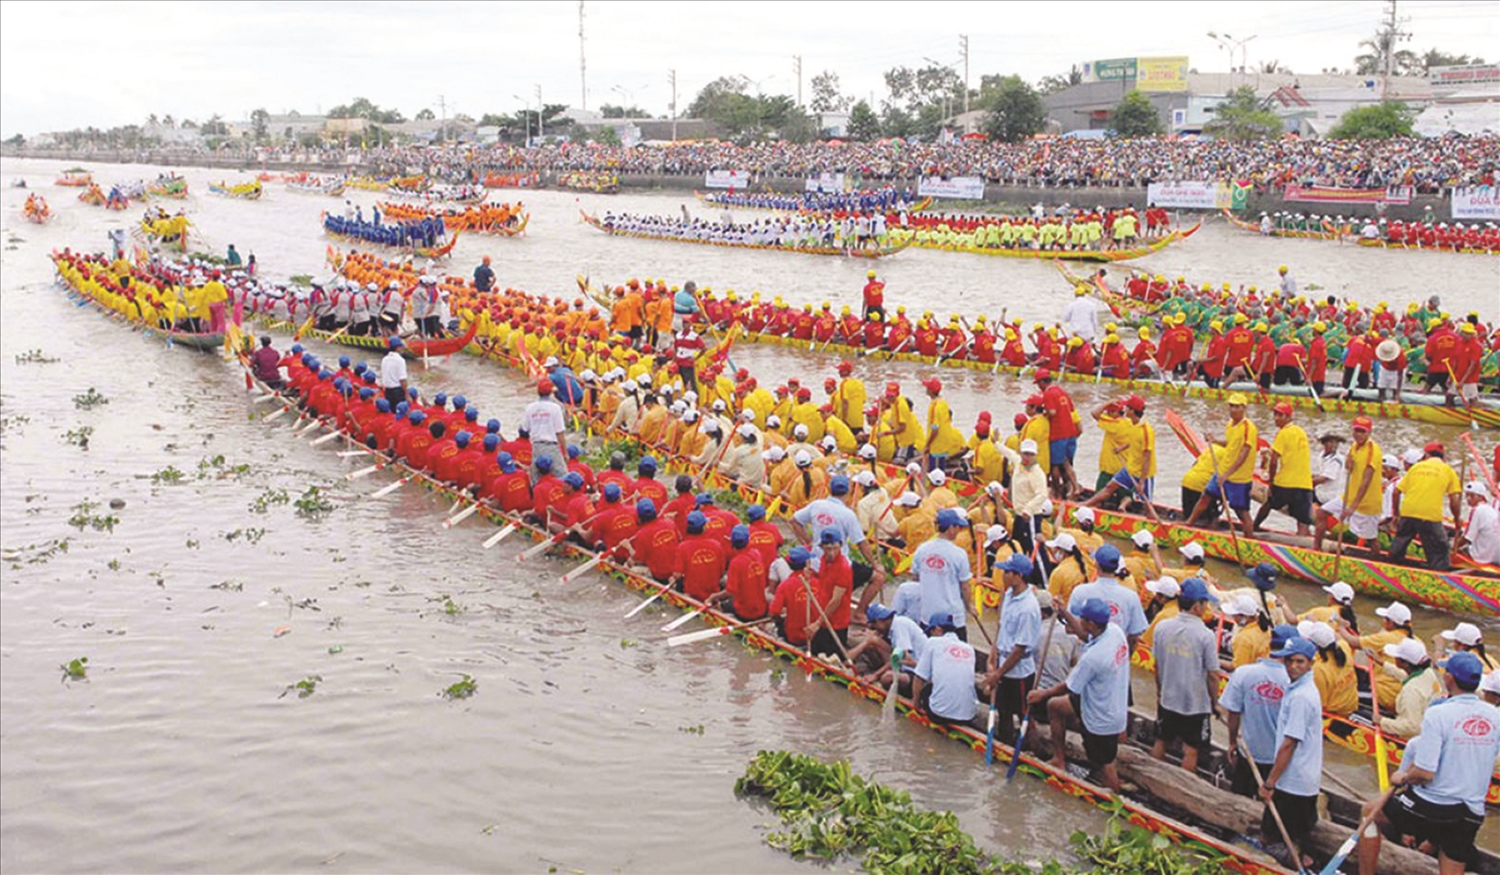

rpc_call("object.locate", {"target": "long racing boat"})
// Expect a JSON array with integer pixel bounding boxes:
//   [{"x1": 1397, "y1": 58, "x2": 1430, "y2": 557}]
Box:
[
  {"x1": 580, "y1": 210, "x2": 911, "y2": 260},
  {"x1": 892, "y1": 221, "x2": 1200, "y2": 262}
]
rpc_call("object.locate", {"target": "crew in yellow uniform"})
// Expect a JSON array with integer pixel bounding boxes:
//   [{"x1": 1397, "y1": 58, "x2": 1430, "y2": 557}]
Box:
[
  {"x1": 919, "y1": 378, "x2": 965, "y2": 469},
  {"x1": 1255, "y1": 402, "x2": 1314, "y2": 536},
  {"x1": 1184, "y1": 393, "x2": 1257, "y2": 536},
  {"x1": 832, "y1": 360, "x2": 866, "y2": 430}
]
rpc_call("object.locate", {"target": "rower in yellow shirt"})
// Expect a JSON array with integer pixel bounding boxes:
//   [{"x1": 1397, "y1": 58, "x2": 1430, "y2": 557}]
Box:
[
  {"x1": 1255, "y1": 402, "x2": 1314, "y2": 536},
  {"x1": 788, "y1": 388, "x2": 825, "y2": 443},
  {"x1": 832, "y1": 361, "x2": 866, "y2": 430},
  {"x1": 1184, "y1": 393, "x2": 1257, "y2": 536},
  {"x1": 824, "y1": 410, "x2": 857, "y2": 454},
  {"x1": 1389, "y1": 442, "x2": 1462, "y2": 569},
  {"x1": 919, "y1": 378, "x2": 965, "y2": 468}
]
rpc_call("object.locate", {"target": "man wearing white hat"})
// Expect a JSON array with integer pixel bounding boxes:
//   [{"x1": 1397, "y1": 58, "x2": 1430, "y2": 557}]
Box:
[
  {"x1": 1455, "y1": 480, "x2": 1499, "y2": 564},
  {"x1": 1298, "y1": 580, "x2": 1355, "y2": 627},
  {"x1": 999, "y1": 438, "x2": 1049, "y2": 563},
  {"x1": 1483, "y1": 669, "x2": 1500, "y2": 705},
  {"x1": 718, "y1": 423, "x2": 766, "y2": 488},
  {"x1": 1373, "y1": 335, "x2": 1406, "y2": 403},
  {"x1": 1435, "y1": 621, "x2": 1496, "y2": 673},
  {"x1": 1139, "y1": 577, "x2": 1180, "y2": 648},
  {"x1": 1379, "y1": 637, "x2": 1441, "y2": 738},
  {"x1": 853, "y1": 470, "x2": 896, "y2": 542}
]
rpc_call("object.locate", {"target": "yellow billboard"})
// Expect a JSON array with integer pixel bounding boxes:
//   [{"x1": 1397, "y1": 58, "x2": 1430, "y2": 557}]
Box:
[{"x1": 1137, "y1": 56, "x2": 1189, "y2": 92}]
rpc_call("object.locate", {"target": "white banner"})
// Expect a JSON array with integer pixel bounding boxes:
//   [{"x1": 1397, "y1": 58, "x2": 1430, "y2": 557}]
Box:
[
  {"x1": 1452, "y1": 186, "x2": 1500, "y2": 221},
  {"x1": 704, "y1": 169, "x2": 751, "y2": 190},
  {"x1": 1146, "y1": 180, "x2": 1219, "y2": 209},
  {"x1": 917, "y1": 175, "x2": 985, "y2": 200},
  {"x1": 804, "y1": 173, "x2": 847, "y2": 193}
]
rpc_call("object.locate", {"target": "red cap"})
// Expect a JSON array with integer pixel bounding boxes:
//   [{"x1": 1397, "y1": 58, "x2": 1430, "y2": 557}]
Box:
[
  {"x1": 537, "y1": 378, "x2": 554, "y2": 395},
  {"x1": 975, "y1": 423, "x2": 990, "y2": 437},
  {"x1": 787, "y1": 377, "x2": 800, "y2": 387},
  {"x1": 865, "y1": 404, "x2": 880, "y2": 419},
  {"x1": 819, "y1": 404, "x2": 833, "y2": 414},
  {"x1": 1273, "y1": 401, "x2": 1294, "y2": 415},
  {"x1": 735, "y1": 368, "x2": 750, "y2": 380},
  {"x1": 1013, "y1": 413, "x2": 1029, "y2": 428},
  {"x1": 1123, "y1": 394, "x2": 1146, "y2": 412},
  {"x1": 796, "y1": 387, "x2": 812, "y2": 400},
  {"x1": 1424, "y1": 441, "x2": 1444, "y2": 455},
  {"x1": 837, "y1": 360, "x2": 853, "y2": 373},
  {"x1": 1024, "y1": 394, "x2": 1045, "y2": 407},
  {"x1": 921, "y1": 377, "x2": 942, "y2": 393},
  {"x1": 885, "y1": 381, "x2": 900, "y2": 397},
  {"x1": 775, "y1": 385, "x2": 789, "y2": 396},
  {"x1": 1352, "y1": 415, "x2": 1373, "y2": 431},
  {"x1": 824, "y1": 378, "x2": 837, "y2": 390},
  {"x1": 977, "y1": 410, "x2": 992, "y2": 422},
  {"x1": 1034, "y1": 368, "x2": 1053, "y2": 382}
]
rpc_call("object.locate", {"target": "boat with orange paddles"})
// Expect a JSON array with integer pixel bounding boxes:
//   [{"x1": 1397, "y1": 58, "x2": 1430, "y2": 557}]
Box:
[
  {"x1": 694, "y1": 189, "x2": 934, "y2": 214},
  {"x1": 482, "y1": 170, "x2": 541, "y2": 189},
  {"x1": 580, "y1": 210, "x2": 911, "y2": 259},
  {"x1": 56, "y1": 168, "x2": 92, "y2": 187}
]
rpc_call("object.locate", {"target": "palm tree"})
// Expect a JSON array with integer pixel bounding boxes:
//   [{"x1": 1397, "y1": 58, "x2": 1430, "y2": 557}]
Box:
[{"x1": 1355, "y1": 31, "x2": 1418, "y2": 76}]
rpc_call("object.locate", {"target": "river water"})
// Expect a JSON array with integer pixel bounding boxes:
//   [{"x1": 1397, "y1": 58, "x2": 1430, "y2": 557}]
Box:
[{"x1": 2, "y1": 156, "x2": 1496, "y2": 872}]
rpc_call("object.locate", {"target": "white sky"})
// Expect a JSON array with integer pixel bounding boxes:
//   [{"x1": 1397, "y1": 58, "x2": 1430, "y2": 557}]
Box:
[{"x1": 2, "y1": 0, "x2": 1497, "y2": 136}]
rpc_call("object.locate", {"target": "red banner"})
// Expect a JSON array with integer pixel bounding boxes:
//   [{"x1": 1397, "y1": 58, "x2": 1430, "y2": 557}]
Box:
[{"x1": 1284, "y1": 184, "x2": 1413, "y2": 206}]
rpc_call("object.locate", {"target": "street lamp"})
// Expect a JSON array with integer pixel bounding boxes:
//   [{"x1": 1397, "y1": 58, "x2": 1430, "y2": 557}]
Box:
[
  {"x1": 611, "y1": 84, "x2": 640, "y2": 115},
  {"x1": 739, "y1": 73, "x2": 777, "y2": 96},
  {"x1": 1208, "y1": 31, "x2": 1257, "y2": 89}
]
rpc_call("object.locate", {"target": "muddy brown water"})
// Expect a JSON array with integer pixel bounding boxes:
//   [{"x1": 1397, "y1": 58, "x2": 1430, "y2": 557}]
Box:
[{"x1": 2, "y1": 157, "x2": 1495, "y2": 872}]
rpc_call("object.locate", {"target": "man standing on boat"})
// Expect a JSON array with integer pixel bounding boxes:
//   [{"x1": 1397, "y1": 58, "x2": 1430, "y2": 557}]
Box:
[
  {"x1": 910, "y1": 509, "x2": 974, "y2": 642},
  {"x1": 861, "y1": 270, "x2": 884, "y2": 321},
  {"x1": 378, "y1": 337, "x2": 409, "y2": 408},
  {"x1": 1219, "y1": 623, "x2": 1295, "y2": 798},
  {"x1": 1149, "y1": 578, "x2": 1221, "y2": 774},
  {"x1": 1253, "y1": 403, "x2": 1313, "y2": 537},
  {"x1": 1357, "y1": 650, "x2": 1500, "y2": 875},
  {"x1": 982, "y1": 554, "x2": 1040, "y2": 746},
  {"x1": 1388, "y1": 442, "x2": 1462, "y2": 571},
  {"x1": 1030, "y1": 597, "x2": 1128, "y2": 792},
  {"x1": 473, "y1": 255, "x2": 495, "y2": 294},
  {"x1": 1183, "y1": 393, "x2": 1257, "y2": 537},
  {"x1": 523, "y1": 378, "x2": 570, "y2": 483},
  {"x1": 1259, "y1": 636, "x2": 1322, "y2": 871}
]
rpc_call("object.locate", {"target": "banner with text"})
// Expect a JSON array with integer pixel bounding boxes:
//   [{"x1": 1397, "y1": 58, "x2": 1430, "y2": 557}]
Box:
[
  {"x1": 1284, "y1": 184, "x2": 1413, "y2": 206},
  {"x1": 917, "y1": 175, "x2": 986, "y2": 200},
  {"x1": 1429, "y1": 63, "x2": 1500, "y2": 92},
  {"x1": 1137, "y1": 56, "x2": 1190, "y2": 93},
  {"x1": 804, "y1": 173, "x2": 847, "y2": 192},
  {"x1": 1451, "y1": 186, "x2": 1500, "y2": 220},
  {"x1": 704, "y1": 169, "x2": 752, "y2": 190},
  {"x1": 1146, "y1": 180, "x2": 1219, "y2": 209}
]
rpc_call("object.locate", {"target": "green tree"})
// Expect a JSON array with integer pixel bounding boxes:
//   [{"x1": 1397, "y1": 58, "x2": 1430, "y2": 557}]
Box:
[
  {"x1": 846, "y1": 100, "x2": 880, "y2": 141},
  {"x1": 1034, "y1": 66, "x2": 1084, "y2": 96},
  {"x1": 1203, "y1": 86, "x2": 1283, "y2": 139},
  {"x1": 1354, "y1": 32, "x2": 1419, "y2": 76},
  {"x1": 1108, "y1": 91, "x2": 1163, "y2": 137},
  {"x1": 415, "y1": 108, "x2": 435, "y2": 121},
  {"x1": 250, "y1": 108, "x2": 270, "y2": 143},
  {"x1": 981, "y1": 76, "x2": 1044, "y2": 142},
  {"x1": 810, "y1": 70, "x2": 851, "y2": 112},
  {"x1": 1417, "y1": 48, "x2": 1484, "y2": 73},
  {"x1": 200, "y1": 114, "x2": 228, "y2": 136},
  {"x1": 599, "y1": 103, "x2": 649, "y2": 118},
  {"x1": 1329, "y1": 102, "x2": 1414, "y2": 139},
  {"x1": 591, "y1": 125, "x2": 621, "y2": 146}
]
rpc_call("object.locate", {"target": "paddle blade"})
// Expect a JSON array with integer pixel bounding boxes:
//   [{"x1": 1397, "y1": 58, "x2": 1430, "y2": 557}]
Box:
[
  {"x1": 667, "y1": 625, "x2": 731, "y2": 648},
  {"x1": 346, "y1": 463, "x2": 382, "y2": 481},
  {"x1": 625, "y1": 588, "x2": 666, "y2": 618},
  {"x1": 1006, "y1": 720, "x2": 1029, "y2": 782},
  {"x1": 985, "y1": 708, "x2": 997, "y2": 766},
  {"x1": 369, "y1": 477, "x2": 408, "y2": 499},
  {"x1": 560, "y1": 554, "x2": 604, "y2": 583},
  {"x1": 482, "y1": 523, "x2": 518, "y2": 550},
  {"x1": 310, "y1": 430, "x2": 343, "y2": 447},
  {"x1": 443, "y1": 502, "x2": 481, "y2": 529},
  {"x1": 1318, "y1": 837, "x2": 1358, "y2": 875},
  {"x1": 661, "y1": 609, "x2": 701, "y2": 632},
  {"x1": 264, "y1": 407, "x2": 290, "y2": 423},
  {"x1": 518, "y1": 534, "x2": 562, "y2": 560}
]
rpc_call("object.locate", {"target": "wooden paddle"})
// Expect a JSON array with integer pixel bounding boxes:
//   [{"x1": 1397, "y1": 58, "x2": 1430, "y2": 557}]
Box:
[
  {"x1": 1008, "y1": 611, "x2": 1056, "y2": 782},
  {"x1": 560, "y1": 553, "x2": 605, "y2": 583},
  {"x1": 667, "y1": 616, "x2": 774, "y2": 648},
  {"x1": 1316, "y1": 788, "x2": 1395, "y2": 875},
  {"x1": 661, "y1": 608, "x2": 702, "y2": 632},
  {"x1": 482, "y1": 522, "x2": 518, "y2": 549},
  {"x1": 370, "y1": 475, "x2": 411, "y2": 499},
  {"x1": 1363, "y1": 660, "x2": 1392, "y2": 791}
]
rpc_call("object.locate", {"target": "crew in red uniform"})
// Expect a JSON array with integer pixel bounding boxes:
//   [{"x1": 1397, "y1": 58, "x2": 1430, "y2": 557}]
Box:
[
  {"x1": 672, "y1": 510, "x2": 728, "y2": 601},
  {"x1": 1034, "y1": 368, "x2": 1081, "y2": 498},
  {"x1": 808, "y1": 529, "x2": 854, "y2": 656},
  {"x1": 625, "y1": 498, "x2": 678, "y2": 582},
  {"x1": 711, "y1": 524, "x2": 769, "y2": 621},
  {"x1": 483, "y1": 452, "x2": 534, "y2": 512},
  {"x1": 745, "y1": 503, "x2": 784, "y2": 566},
  {"x1": 769, "y1": 546, "x2": 814, "y2": 646}
]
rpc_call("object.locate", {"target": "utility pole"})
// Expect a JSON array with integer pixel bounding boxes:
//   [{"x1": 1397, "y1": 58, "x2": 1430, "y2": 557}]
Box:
[
  {"x1": 579, "y1": 1, "x2": 587, "y2": 110},
  {"x1": 668, "y1": 68, "x2": 678, "y2": 142},
  {"x1": 793, "y1": 55, "x2": 803, "y2": 108},
  {"x1": 437, "y1": 94, "x2": 446, "y2": 143},
  {"x1": 959, "y1": 35, "x2": 970, "y2": 116},
  {"x1": 1379, "y1": 0, "x2": 1411, "y2": 101},
  {"x1": 536, "y1": 85, "x2": 544, "y2": 139}
]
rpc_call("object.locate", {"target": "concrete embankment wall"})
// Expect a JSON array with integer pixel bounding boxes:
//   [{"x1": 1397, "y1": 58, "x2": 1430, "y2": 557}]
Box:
[{"x1": 3, "y1": 148, "x2": 1451, "y2": 220}]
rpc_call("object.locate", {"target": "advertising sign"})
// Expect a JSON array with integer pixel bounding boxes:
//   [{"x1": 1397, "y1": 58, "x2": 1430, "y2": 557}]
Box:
[
  {"x1": 704, "y1": 169, "x2": 751, "y2": 190},
  {"x1": 1285, "y1": 184, "x2": 1413, "y2": 205},
  {"x1": 917, "y1": 175, "x2": 986, "y2": 200},
  {"x1": 805, "y1": 172, "x2": 847, "y2": 193},
  {"x1": 1429, "y1": 64, "x2": 1500, "y2": 92},
  {"x1": 1087, "y1": 58, "x2": 1138, "y2": 82},
  {"x1": 1146, "y1": 181, "x2": 1219, "y2": 209},
  {"x1": 1137, "y1": 56, "x2": 1189, "y2": 93},
  {"x1": 1452, "y1": 186, "x2": 1500, "y2": 220}
]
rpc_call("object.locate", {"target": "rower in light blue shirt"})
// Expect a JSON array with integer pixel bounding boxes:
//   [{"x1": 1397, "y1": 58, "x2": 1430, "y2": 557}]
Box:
[
  {"x1": 1218, "y1": 624, "x2": 1296, "y2": 798},
  {"x1": 1259, "y1": 636, "x2": 1323, "y2": 869},
  {"x1": 1066, "y1": 544, "x2": 1147, "y2": 642}
]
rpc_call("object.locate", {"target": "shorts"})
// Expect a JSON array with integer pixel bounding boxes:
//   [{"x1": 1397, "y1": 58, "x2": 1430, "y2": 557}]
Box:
[
  {"x1": 1381, "y1": 788, "x2": 1485, "y2": 864},
  {"x1": 1207, "y1": 475, "x2": 1251, "y2": 512},
  {"x1": 1263, "y1": 485, "x2": 1313, "y2": 525},
  {"x1": 996, "y1": 673, "x2": 1035, "y2": 719},
  {"x1": 1264, "y1": 789, "x2": 1317, "y2": 848},
  {"x1": 852, "y1": 561, "x2": 875, "y2": 589},
  {"x1": 1156, "y1": 707, "x2": 1211, "y2": 749},
  {"x1": 1425, "y1": 370, "x2": 1450, "y2": 390},
  {"x1": 1049, "y1": 437, "x2": 1078, "y2": 467},
  {"x1": 1069, "y1": 691, "x2": 1120, "y2": 766},
  {"x1": 1461, "y1": 382, "x2": 1479, "y2": 403},
  {"x1": 1110, "y1": 468, "x2": 1153, "y2": 498},
  {"x1": 1377, "y1": 367, "x2": 1402, "y2": 389},
  {"x1": 1319, "y1": 499, "x2": 1381, "y2": 539},
  {"x1": 1095, "y1": 470, "x2": 1114, "y2": 491},
  {"x1": 1230, "y1": 758, "x2": 1273, "y2": 798}
]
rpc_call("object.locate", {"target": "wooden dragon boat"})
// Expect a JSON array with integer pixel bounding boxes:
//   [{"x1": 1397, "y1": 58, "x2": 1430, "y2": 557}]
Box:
[
  {"x1": 208, "y1": 180, "x2": 263, "y2": 200},
  {"x1": 285, "y1": 175, "x2": 345, "y2": 196},
  {"x1": 78, "y1": 184, "x2": 107, "y2": 206},
  {"x1": 1222, "y1": 209, "x2": 1350, "y2": 241},
  {"x1": 377, "y1": 203, "x2": 530, "y2": 237},
  {"x1": 580, "y1": 210, "x2": 912, "y2": 260},
  {"x1": 56, "y1": 169, "x2": 92, "y2": 187},
  {"x1": 1353, "y1": 236, "x2": 1499, "y2": 256},
  {"x1": 250, "y1": 316, "x2": 477, "y2": 362},
  {"x1": 694, "y1": 190, "x2": 935, "y2": 214},
  {"x1": 52, "y1": 256, "x2": 225, "y2": 352},
  {"x1": 558, "y1": 171, "x2": 619, "y2": 194},
  {"x1": 146, "y1": 177, "x2": 189, "y2": 199},
  {"x1": 322, "y1": 224, "x2": 460, "y2": 260},
  {"x1": 237, "y1": 359, "x2": 1301, "y2": 875},
  {"x1": 23, "y1": 196, "x2": 52, "y2": 224},
  {"x1": 896, "y1": 221, "x2": 1201, "y2": 262},
  {"x1": 343, "y1": 177, "x2": 391, "y2": 192},
  {"x1": 482, "y1": 171, "x2": 541, "y2": 189}
]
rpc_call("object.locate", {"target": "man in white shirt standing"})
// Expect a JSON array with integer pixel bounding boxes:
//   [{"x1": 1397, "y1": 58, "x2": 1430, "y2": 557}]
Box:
[
  {"x1": 523, "y1": 378, "x2": 569, "y2": 483},
  {"x1": 1456, "y1": 480, "x2": 1499, "y2": 564},
  {"x1": 1061, "y1": 286, "x2": 1101, "y2": 343},
  {"x1": 1311, "y1": 432, "x2": 1346, "y2": 507},
  {"x1": 379, "y1": 337, "x2": 409, "y2": 407}
]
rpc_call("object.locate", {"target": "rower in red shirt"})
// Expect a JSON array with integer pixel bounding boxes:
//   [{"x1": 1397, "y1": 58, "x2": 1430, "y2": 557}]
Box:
[
  {"x1": 1129, "y1": 328, "x2": 1157, "y2": 378},
  {"x1": 1306, "y1": 323, "x2": 1330, "y2": 394},
  {"x1": 625, "y1": 498, "x2": 679, "y2": 582},
  {"x1": 1100, "y1": 335, "x2": 1131, "y2": 379},
  {"x1": 588, "y1": 483, "x2": 639, "y2": 553},
  {"x1": 1063, "y1": 337, "x2": 1095, "y2": 375},
  {"x1": 768, "y1": 547, "x2": 815, "y2": 647},
  {"x1": 565, "y1": 445, "x2": 597, "y2": 491},
  {"x1": 395, "y1": 411, "x2": 435, "y2": 469},
  {"x1": 483, "y1": 452, "x2": 533, "y2": 512},
  {"x1": 630, "y1": 457, "x2": 669, "y2": 507},
  {"x1": 745, "y1": 503, "x2": 784, "y2": 566},
  {"x1": 672, "y1": 510, "x2": 728, "y2": 601},
  {"x1": 527, "y1": 456, "x2": 569, "y2": 526},
  {"x1": 1343, "y1": 330, "x2": 1376, "y2": 393},
  {"x1": 970, "y1": 318, "x2": 997, "y2": 364},
  {"x1": 1000, "y1": 329, "x2": 1028, "y2": 367},
  {"x1": 694, "y1": 493, "x2": 739, "y2": 542},
  {"x1": 808, "y1": 529, "x2": 854, "y2": 656},
  {"x1": 938, "y1": 319, "x2": 967, "y2": 359},
  {"x1": 1197, "y1": 322, "x2": 1228, "y2": 388},
  {"x1": 1423, "y1": 321, "x2": 1460, "y2": 393},
  {"x1": 552, "y1": 472, "x2": 595, "y2": 538},
  {"x1": 595, "y1": 452, "x2": 633, "y2": 494},
  {"x1": 1034, "y1": 368, "x2": 1080, "y2": 497},
  {"x1": 913, "y1": 318, "x2": 939, "y2": 357},
  {"x1": 1250, "y1": 324, "x2": 1276, "y2": 390},
  {"x1": 710, "y1": 525, "x2": 769, "y2": 621},
  {"x1": 862, "y1": 313, "x2": 887, "y2": 349}
]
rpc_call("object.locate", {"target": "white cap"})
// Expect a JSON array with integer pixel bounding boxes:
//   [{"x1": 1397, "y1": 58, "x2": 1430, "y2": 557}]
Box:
[
  {"x1": 1298, "y1": 620, "x2": 1336, "y2": 648},
  {"x1": 1321, "y1": 581, "x2": 1355, "y2": 604},
  {"x1": 684, "y1": 390, "x2": 698, "y2": 403},
  {"x1": 1073, "y1": 507, "x2": 1095, "y2": 524},
  {"x1": 1375, "y1": 601, "x2": 1412, "y2": 625},
  {"x1": 1179, "y1": 541, "x2": 1205, "y2": 561},
  {"x1": 1402, "y1": 448, "x2": 1422, "y2": 466},
  {"x1": 1044, "y1": 532, "x2": 1076, "y2": 552},
  {"x1": 1442, "y1": 622, "x2": 1483, "y2": 647},
  {"x1": 895, "y1": 491, "x2": 922, "y2": 507},
  {"x1": 622, "y1": 381, "x2": 638, "y2": 393},
  {"x1": 857, "y1": 443, "x2": 877, "y2": 460},
  {"x1": 985, "y1": 481, "x2": 1005, "y2": 496},
  {"x1": 819, "y1": 436, "x2": 837, "y2": 450},
  {"x1": 793, "y1": 424, "x2": 810, "y2": 439},
  {"x1": 766, "y1": 414, "x2": 781, "y2": 428},
  {"x1": 1131, "y1": 529, "x2": 1153, "y2": 547},
  {"x1": 984, "y1": 524, "x2": 1009, "y2": 544},
  {"x1": 793, "y1": 450, "x2": 813, "y2": 467},
  {"x1": 701, "y1": 419, "x2": 721, "y2": 434},
  {"x1": 636, "y1": 374, "x2": 652, "y2": 387},
  {"x1": 669, "y1": 401, "x2": 687, "y2": 415},
  {"x1": 1384, "y1": 637, "x2": 1428, "y2": 665},
  {"x1": 683, "y1": 409, "x2": 700, "y2": 422},
  {"x1": 1039, "y1": 499, "x2": 1054, "y2": 516},
  {"x1": 711, "y1": 399, "x2": 726, "y2": 412},
  {"x1": 1382, "y1": 454, "x2": 1402, "y2": 470},
  {"x1": 1481, "y1": 670, "x2": 1500, "y2": 696},
  {"x1": 951, "y1": 506, "x2": 969, "y2": 521},
  {"x1": 737, "y1": 423, "x2": 757, "y2": 439},
  {"x1": 1221, "y1": 595, "x2": 1258, "y2": 617},
  {"x1": 1145, "y1": 577, "x2": 1180, "y2": 598},
  {"x1": 1465, "y1": 480, "x2": 1491, "y2": 498},
  {"x1": 852, "y1": 470, "x2": 877, "y2": 487},
  {"x1": 764, "y1": 445, "x2": 785, "y2": 461},
  {"x1": 580, "y1": 369, "x2": 597, "y2": 381},
  {"x1": 1019, "y1": 439, "x2": 1039, "y2": 454},
  {"x1": 737, "y1": 410, "x2": 755, "y2": 422},
  {"x1": 543, "y1": 356, "x2": 559, "y2": 367},
  {"x1": 927, "y1": 469, "x2": 946, "y2": 485}
]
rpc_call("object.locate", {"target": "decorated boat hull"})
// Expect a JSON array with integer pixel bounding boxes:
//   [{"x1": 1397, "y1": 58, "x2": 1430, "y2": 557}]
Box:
[
  {"x1": 580, "y1": 210, "x2": 911, "y2": 259},
  {"x1": 896, "y1": 221, "x2": 1200, "y2": 262}
]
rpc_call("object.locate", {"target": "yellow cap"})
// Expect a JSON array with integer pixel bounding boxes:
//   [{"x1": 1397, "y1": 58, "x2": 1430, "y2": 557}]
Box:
[
  {"x1": 1278, "y1": 265, "x2": 1288, "y2": 273},
  {"x1": 1210, "y1": 320, "x2": 1224, "y2": 331},
  {"x1": 1228, "y1": 393, "x2": 1249, "y2": 405},
  {"x1": 1253, "y1": 322, "x2": 1268, "y2": 332},
  {"x1": 841, "y1": 304, "x2": 850, "y2": 314},
  {"x1": 1104, "y1": 322, "x2": 1118, "y2": 332},
  {"x1": 1173, "y1": 313, "x2": 1187, "y2": 325},
  {"x1": 866, "y1": 270, "x2": 876, "y2": 278},
  {"x1": 976, "y1": 315, "x2": 986, "y2": 324},
  {"x1": 1074, "y1": 285, "x2": 1089, "y2": 297},
  {"x1": 1138, "y1": 327, "x2": 1151, "y2": 339},
  {"x1": 1067, "y1": 337, "x2": 1083, "y2": 347},
  {"x1": 1234, "y1": 313, "x2": 1249, "y2": 324},
  {"x1": 1104, "y1": 333, "x2": 1119, "y2": 344},
  {"x1": 1461, "y1": 322, "x2": 1477, "y2": 334},
  {"x1": 1312, "y1": 321, "x2": 1327, "y2": 331}
]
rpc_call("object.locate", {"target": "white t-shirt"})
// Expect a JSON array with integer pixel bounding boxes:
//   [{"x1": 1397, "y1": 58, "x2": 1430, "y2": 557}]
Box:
[
  {"x1": 1313, "y1": 451, "x2": 1346, "y2": 504},
  {"x1": 379, "y1": 351, "x2": 408, "y2": 389},
  {"x1": 1061, "y1": 298, "x2": 1100, "y2": 342},
  {"x1": 1465, "y1": 502, "x2": 1500, "y2": 563},
  {"x1": 523, "y1": 399, "x2": 567, "y2": 442},
  {"x1": 914, "y1": 632, "x2": 977, "y2": 721}
]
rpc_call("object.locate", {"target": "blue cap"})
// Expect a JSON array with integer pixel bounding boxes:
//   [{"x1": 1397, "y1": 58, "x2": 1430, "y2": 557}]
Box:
[
  {"x1": 486, "y1": 418, "x2": 501, "y2": 434},
  {"x1": 1180, "y1": 578, "x2": 1218, "y2": 604},
  {"x1": 1271, "y1": 638, "x2": 1316, "y2": 660},
  {"x1": 695, "y1": 493, "x2": 714, "y2": 506},
  {"x1": 686, "y1": 510, "x2": 707, "y2": 533},
  {"x1": 375, "y1": 398, "x2": 391, "y2": 413},
  {"x1": 730, "y1": 524, "x2": 750, "y2": 547},
  {"x1": 1270, "y1": 624, "x2": 1300, "y2": 651},
  {"x1": 319, "y1": 368, "x2": 334, "y2": 380},
  {"x1": 535, "y1": 456, "x2": 553, "y2": 472},
  {"x1": 997, "y1": 554, "x2": 1034, "y2": 577},
  {"x1": 363, "y1": 371, "x2": 377, "y2": 384},
  {"x1": 465, "y1": 407, "x2": 478, "y2": 421},
  {"x1": 338, "y1": 354, "x2": 350, "y2": 367},
  {"x1": 926, "y1": 612, "x2": 957, "y2": 632},
  {"x1": 866, "y1": 603, "x2": 897, "y2": 623},
  {"x1": 1093, "y1": 544, "x2": 1122, "y2": 570},
  {"x1": 497, "y1": 451, "x2": 513, "y2": 465},
  {"x1": 1440, "y1": 651, "x2": 1485, "y2": 687},
  {"x1": 434, "y1": 393, "x2": 449, "y2": 406},
  {"x1": 409, "y1": 410, "x2": 427, "y2": 423},
  {"x1": 746, "y1": 503, "x2": 766, "y2": 521},
  {"x1": 354, "y1": 362, "x2": 367, "y2": 374},
  {"x1": 395, "y1": 401, "x2": 410, "y2": 416},
  {"x1": 934, "y1": 508, "x2": 963, "y2": 530},
  {"x1": 1248, "y1": 562, "x2": 1278, "y2": 591},
  {"x1": 563, "y1": 471, "x2": 584, "y2": 488},
  {"x1": 819, "y1": 528, "x2": 845, "y2": 546},
  {"x1": 1077, "y1": 597, "x2": 1112, "y2": 626},
  {"x1": 483, "y1": 434, "x2": 498, "y2": 451},
  {"x1": 290, "y1": 343, "x2": 304, "y2": 354},
  {"x1": 636, "y1": 497, "x2": 658, "y2": 519},
  {"x1": 388, "y1": 336, "x2": 403, "y2": 348},
  {"x1": 408, "y1": 387, "x2": 419, "y2": 399},
  {"x1": 638, "y1": 455, "x2": 658, "y2": 472},
  {"x1": 603, "y1": 482, "x2": 622, "y2": 502},
  {"x1": 454, "y1": 431, "x2": 471, "y2": 448},
  {"x1": 829, "y1": 474, "x2": 849, "y2": 495},
  {"x1": 358, "y1": 387, "x2": 374, "y2": 400},
  {"x1": 452, "y1": 395, "x2": 467, "y2": 409},
  {"x1": 787, "y1": 546, "x2": 810, "y2": 568},
  {"x1": 567, "y1": 444, "x2": 582, "y2": 459}
]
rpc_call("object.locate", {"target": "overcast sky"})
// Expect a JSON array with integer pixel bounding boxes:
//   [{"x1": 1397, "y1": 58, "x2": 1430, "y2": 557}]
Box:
[{"x1": 2, "y1": 0, "x2": 1496, "y2": 136}]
